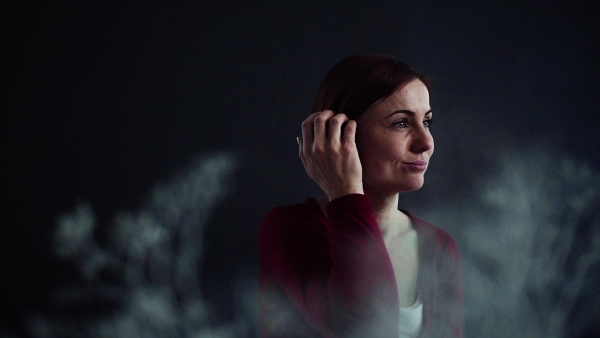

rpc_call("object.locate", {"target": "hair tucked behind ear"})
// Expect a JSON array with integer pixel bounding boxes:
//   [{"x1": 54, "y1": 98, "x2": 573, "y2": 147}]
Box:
[{"x1": 311, "y1": 54, "x2": 429, "y2": 120}]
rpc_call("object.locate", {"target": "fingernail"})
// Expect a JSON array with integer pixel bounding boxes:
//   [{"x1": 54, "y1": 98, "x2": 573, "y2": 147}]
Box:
[{"x1": 296, "y1": 137, "x2": 300, "y2": 144}]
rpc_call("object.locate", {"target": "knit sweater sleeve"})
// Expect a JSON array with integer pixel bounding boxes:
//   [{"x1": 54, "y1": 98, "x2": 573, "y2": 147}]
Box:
[{"x1": 258, "y1": 194, "x2": 399, "y2": 337}]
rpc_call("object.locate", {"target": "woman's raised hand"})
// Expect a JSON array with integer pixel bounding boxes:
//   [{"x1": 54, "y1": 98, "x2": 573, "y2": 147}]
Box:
[{"x1": 298, "y1": 110, "x2": 364, "y2": 201}]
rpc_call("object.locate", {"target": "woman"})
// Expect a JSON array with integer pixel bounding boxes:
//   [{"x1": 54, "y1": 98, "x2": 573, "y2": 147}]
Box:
[{"x1": 258, "y1": 55, "x2": 462, "y2": 337}]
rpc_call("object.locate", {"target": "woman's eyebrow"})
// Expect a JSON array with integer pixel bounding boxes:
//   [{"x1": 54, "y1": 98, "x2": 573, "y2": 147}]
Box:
[{"x1": 387, "y1": 109, "x2": 432, "y2": 118}]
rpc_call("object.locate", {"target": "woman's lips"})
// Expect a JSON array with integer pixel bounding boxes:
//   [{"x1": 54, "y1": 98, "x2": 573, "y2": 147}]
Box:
[{"x1": 403, "y1": 161, "x2": 428, "y2": 171}]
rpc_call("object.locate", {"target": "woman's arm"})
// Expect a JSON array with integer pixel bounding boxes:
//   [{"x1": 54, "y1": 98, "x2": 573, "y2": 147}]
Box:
[
  {"x1": 260, "y1": 111, "x2": 399, "y2": 336},
  {"x1": 258, "y1": 194, "x2": 399, "y2": 337}
]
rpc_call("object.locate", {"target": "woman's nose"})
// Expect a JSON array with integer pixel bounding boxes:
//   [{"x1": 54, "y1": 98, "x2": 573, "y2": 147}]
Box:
[{"x1": 409, "y1": 126, "x2": 433, "y2": 153}]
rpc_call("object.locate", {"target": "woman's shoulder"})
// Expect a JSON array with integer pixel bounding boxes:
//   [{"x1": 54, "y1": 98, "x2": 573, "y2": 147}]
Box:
[
  {"x1": 401, "y1": 209, "x2": 460, "y2": 254},
  {"x1": 262, "y1": 197, "x2": 320, "y2": 223},
  {"x1": 260, "y1": 198, "x2": 325, "y2": 234},
  {"x1": 258, "y1": 197, "x2": 330, "y2": 251},
  {"x1": 262, "y1": 194, "x2": 370, "y2": 224}
]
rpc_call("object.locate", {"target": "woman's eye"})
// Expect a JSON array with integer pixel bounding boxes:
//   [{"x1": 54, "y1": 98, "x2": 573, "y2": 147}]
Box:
[
  {"x1": 423, "y1": 119, "x2": 433, "y2": 128},
  {"x1": 393, "y1": 120, "x2": 407, "y2": 128}
]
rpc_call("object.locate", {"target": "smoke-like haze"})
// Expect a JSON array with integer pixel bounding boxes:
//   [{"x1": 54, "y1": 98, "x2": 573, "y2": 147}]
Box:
[
  {"x1": 428, "y1": 145, "x2": 600, "y2": 337},
  {"x1": 16, "y1": 146, "x2": 600, "y2": 338},
  {"x1": 23, "y1": 153, "x2": 258, "y2": 338}
]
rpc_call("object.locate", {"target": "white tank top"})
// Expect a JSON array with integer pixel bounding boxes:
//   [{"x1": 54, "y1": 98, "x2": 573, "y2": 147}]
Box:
[{"x1": 398, "y1": 297, "x2": 423, "y2": 338}]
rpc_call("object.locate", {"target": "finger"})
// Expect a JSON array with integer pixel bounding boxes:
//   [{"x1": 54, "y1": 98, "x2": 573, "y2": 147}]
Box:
[
  {"x1": 343, "y1": 120, "x2": 358, "y2": 146},
  {"x1": 328, "y1": 113, "x2": 349, "y2": 144},
  {"x1": 298, "y1": 137, "x2": 312, "y2": 175},
  {"x1": 301, "y1": 112, "x2": 319, "y2": 152},
  {"x1": 297, "y1": 136, "x2": 304, "y2": 161},
  {"x1": 313, "y1": 110, "x2": 334, "y2": 146}
]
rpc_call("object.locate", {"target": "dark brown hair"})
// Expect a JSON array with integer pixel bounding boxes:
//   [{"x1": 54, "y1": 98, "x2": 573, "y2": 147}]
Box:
[{"x1": 311, "y1": 54, "x2": 429, "y2": 120}]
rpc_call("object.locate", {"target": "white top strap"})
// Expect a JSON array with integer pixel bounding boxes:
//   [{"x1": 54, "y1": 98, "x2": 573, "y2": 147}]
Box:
[{"x1": 398, "y1": 297, "x2": 423, "y2": 338}]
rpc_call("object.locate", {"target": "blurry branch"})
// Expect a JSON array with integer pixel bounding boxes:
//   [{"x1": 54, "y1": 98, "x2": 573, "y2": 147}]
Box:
[{"x1": 26, "y1": 152, "x2": 255, "y2": 338}]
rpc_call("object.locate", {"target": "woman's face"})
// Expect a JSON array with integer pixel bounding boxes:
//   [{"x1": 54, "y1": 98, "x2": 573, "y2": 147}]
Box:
[{"x1": 355, "y1": 78, "x2": 434, "y2": 194}]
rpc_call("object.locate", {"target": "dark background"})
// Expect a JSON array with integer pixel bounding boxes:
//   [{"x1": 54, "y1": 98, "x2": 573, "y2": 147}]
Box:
[{"x1": 5, "y1": 1, "x2": 600, "y2": 337}]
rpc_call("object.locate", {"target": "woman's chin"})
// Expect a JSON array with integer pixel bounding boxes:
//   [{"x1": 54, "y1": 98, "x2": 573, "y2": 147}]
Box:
[
  {"x1": 397, "y1": 178, "x2": 425, "y2": 193},
  {"x1": 365, "y1": 180, "x2": 425, "y2": 195}
]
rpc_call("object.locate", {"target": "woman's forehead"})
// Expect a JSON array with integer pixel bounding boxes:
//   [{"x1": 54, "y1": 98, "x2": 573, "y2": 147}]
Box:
[{"x1": 362, "y1": 80, "x2": 430, "y2": 120}]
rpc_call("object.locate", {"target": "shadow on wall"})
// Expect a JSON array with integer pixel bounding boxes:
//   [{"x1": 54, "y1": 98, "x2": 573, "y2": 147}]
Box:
[{"x1": 13, "y1": 147, "x2": 600, "y2": 338}]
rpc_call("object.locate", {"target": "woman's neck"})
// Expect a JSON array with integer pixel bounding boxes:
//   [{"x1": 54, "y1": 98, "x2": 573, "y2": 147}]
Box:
[{"x1": 366, "y1": 191, "x2": 411, "y2": 241}]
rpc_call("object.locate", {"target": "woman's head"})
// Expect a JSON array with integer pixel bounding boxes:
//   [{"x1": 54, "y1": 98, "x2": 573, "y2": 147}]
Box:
[
  {"x1": 311, "y1": 54, "x2": 429, "y2": 120},
  {"x1": 312, "y1": 55, "x2": 433, "y2": 194}
]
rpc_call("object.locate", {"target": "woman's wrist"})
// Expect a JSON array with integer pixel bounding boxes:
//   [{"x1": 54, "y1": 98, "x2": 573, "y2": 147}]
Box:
[{"x1": 328, "y1": 187, "x2": 364, "y2": 202}]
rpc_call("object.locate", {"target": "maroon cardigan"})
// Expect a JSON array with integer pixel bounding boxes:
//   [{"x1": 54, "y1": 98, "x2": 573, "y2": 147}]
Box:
[{"x1": 258, "y1": 194, "x2": 462, "y2": 337}]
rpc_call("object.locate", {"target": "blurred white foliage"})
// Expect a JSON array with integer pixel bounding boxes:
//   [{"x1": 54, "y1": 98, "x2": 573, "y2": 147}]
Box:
[
  {"x1": 27, "y1": 144, "x2": 600, "y2": 337},
  {"x1": 26, "y1": 153, "x2": 253, "y2": 338},
  {"x1": 54, "y1": 203, "x2": 112, "y2": 281},
  {"x1": 457, "y1": 149, "x2": 600, "y2": 337}
]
